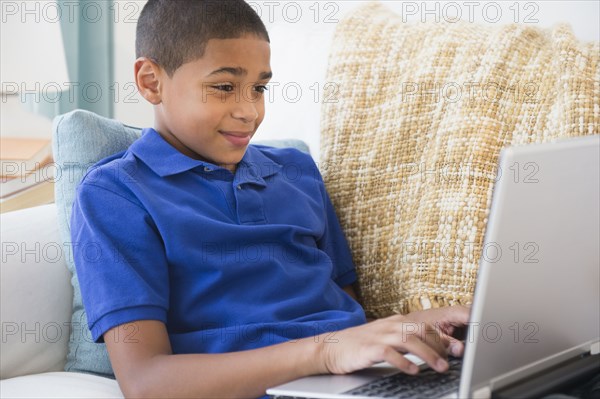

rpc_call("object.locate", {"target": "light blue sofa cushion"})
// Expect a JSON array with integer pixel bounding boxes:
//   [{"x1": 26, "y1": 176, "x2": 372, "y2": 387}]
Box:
[{"x1": 52, "y1": 109, "x2": 310, "y2": 377}]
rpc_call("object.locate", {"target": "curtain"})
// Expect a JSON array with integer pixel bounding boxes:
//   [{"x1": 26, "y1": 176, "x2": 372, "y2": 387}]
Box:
[{"x1": 29, "y1": 0, "x2": 114, "y2": 119}]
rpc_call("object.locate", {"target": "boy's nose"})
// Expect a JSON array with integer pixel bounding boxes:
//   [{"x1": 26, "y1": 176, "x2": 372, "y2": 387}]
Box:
[{"x1": 231, "y1": 99, "x2": 259, "y2": 123}]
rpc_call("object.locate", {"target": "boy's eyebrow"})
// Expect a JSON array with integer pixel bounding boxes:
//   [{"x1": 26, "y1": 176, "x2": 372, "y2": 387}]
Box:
[{"x1": 206, "y1": 66, "x2": 272, "y2": 80}]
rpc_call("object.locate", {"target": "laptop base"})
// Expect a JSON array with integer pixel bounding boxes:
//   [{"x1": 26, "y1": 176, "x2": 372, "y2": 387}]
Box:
[{"x1": 493, "y1": 353, "x2": 600, "y2": 399}]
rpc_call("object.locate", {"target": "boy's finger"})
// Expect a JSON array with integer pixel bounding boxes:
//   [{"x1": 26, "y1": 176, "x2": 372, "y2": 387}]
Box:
[
  {"x1": 378, "y1": 347, "x2": 420, "y2": 375},
  {"x1": 395, "y1": 320, "x2": 449, "y2": 355},
  {"x1": 446, "y1": 305, "x2": 471, "y2": 326},
  {"x1": 420, "y1": 322, "x2": 451, "y2": 355},
  {"x1": 394, "y1": 335, "x2": 448, "y2": 373},
  {"x1": 446, "y1": 336, "x2": 465, "y2": 357}
]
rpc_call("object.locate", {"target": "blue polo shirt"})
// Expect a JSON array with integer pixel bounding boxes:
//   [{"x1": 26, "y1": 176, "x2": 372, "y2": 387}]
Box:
[{"x1": 71, "y1": 128, "x2": 366, "y2": 354}]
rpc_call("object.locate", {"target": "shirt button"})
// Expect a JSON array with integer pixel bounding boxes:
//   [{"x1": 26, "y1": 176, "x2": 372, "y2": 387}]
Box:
[
  {"x1": 204, "y1": 167, "x2": 211, "y2": 172},
  {"x1": 237, "y1": 185, "x2": 242, "y2": 190}
]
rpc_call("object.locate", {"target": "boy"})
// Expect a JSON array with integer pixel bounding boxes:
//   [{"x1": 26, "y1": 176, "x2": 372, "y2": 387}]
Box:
[{"x1": 71, "y1": 0, "x2": 469, "y2": 397}]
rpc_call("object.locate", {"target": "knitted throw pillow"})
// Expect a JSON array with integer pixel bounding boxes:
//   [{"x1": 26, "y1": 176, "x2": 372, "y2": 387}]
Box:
[{"x1": 320, "y1": 2, "x2": 599, "y2": 317}]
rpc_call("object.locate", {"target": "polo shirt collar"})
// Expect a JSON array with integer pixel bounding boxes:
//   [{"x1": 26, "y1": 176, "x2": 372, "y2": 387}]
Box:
[
  {"x1": 236, "y1": 144, "x2": 283, "y2": 187},
  {"x1": 130, "y1": 128, "x2": 282, "y2": 184}
]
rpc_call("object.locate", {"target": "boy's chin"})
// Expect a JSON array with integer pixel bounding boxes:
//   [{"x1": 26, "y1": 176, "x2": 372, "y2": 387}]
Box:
[
  {"x1": 217, "y1": 156, "x2": 245, "y2": 171},
  {"x1": 219, "y1": 161, "x2": 240, "y2": 169},
  {"x1": 222, "y1": 150, "x2": 248, "y2": 164}
]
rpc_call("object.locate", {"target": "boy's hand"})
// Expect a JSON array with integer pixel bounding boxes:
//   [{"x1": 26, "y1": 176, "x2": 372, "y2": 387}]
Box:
[
  {"x1": 318, "y1": 314, "x2": 453, "y2": 376},
  {"x1": 317, "y1": 305, "x2": 470, "y2": 376},
  {"x1": 407, "y1": 305, "x2": 471, "y2": 357}
]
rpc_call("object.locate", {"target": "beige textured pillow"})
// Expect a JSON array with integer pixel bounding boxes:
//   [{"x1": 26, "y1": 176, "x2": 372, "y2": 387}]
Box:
[{"x1": 320, "y1": 2, "x2": 599, "y2": 317}]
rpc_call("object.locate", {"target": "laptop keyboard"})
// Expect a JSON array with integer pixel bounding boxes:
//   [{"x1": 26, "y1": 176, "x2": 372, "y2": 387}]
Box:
[{"x1": 344, "y1": 357, "x2": 462, "y2": 398}]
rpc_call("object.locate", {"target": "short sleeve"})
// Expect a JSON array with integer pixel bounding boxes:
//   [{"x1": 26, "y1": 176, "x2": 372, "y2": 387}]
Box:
[
  {"x1": 314, "y1": 173, "x2": 358, "y2": 288},
  {"x1": 70, "y1": 181, "x2": 170, "y2": 342}
]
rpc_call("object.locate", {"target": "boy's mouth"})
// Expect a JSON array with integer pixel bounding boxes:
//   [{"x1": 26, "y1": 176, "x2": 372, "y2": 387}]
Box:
[{"x1": 219, "y1": 130, "x2": 252, "y2": 147}]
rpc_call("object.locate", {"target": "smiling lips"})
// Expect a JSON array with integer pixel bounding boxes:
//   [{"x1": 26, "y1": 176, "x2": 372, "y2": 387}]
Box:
[{"x1": 219, "y1": 130, "x2": 252, "y2": 146}]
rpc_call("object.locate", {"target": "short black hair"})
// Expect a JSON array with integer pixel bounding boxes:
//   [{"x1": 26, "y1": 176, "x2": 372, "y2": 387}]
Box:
[{"x1": 136, "y1": 0, "x2": 270, "y2": 76}]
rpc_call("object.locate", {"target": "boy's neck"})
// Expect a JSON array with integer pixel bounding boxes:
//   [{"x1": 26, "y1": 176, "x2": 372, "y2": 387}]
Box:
[{"x1": 151, "y1": 126, "x2": 239, "y2": 174}]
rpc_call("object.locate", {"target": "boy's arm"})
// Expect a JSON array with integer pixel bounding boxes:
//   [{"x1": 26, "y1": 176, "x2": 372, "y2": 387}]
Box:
[
  {"x1": 105, "y1": 309, "x2": 468, "y2": 398},
  {"x1": 105, "y1": 320, "x2": 323, "y2": 398},
  {"x1": 342, "y1": 284, "x2": 359, "y2": 301}
]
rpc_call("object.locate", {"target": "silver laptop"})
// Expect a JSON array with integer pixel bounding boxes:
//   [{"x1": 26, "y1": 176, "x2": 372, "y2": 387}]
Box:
[{"x1": 267, "y1": 135, "x2": 600, "y2": 399}]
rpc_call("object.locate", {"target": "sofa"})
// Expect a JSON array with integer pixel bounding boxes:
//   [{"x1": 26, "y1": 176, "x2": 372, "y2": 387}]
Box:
[
  {"x1": 0, "y1": 204, "x2": 124, "y2": 398},
  {"x1": 2, "y1": 2, "x2": 598, "y2": 397}
]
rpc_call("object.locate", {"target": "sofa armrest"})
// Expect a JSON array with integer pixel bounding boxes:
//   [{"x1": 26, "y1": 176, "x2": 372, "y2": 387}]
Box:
[{"x1": 1, "y1": 204, "x2": 73, "y2": 379}]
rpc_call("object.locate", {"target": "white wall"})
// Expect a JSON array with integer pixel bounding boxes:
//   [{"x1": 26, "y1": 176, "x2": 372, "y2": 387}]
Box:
[{"x1": 113, "y1": 0, "x2": 600, "y2": 162}]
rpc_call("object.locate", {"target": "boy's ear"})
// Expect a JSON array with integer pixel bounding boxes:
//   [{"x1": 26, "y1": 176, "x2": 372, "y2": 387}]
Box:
[{"x1": 134, "y1": 57, "x2": 163, "y2": 105}]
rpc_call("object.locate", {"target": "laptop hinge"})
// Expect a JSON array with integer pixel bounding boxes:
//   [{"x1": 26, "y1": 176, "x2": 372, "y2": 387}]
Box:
[
  {"x1": 590, "y1": 341, "x2": 599, "y2": 355},
  {"x1": 472, "y1": 386, "x2": 491, "y2": 399},
  {"x1": 484, "y1": 341, "x2": 596, "y2": 393},
  {"x1": 491, "y1": 352, "x2": 600, "y2": 399}
]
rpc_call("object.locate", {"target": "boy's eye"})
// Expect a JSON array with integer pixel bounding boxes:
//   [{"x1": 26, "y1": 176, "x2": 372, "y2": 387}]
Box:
[
  {"x1": 210, "y1": 84, "x2": 269, "y2": 94},
  {"x1": 213, "y1": 84, "x2": 234, "y2": 92},
  {"x1": 255, "y1": 85, "x2": 269, "y2": 94}
]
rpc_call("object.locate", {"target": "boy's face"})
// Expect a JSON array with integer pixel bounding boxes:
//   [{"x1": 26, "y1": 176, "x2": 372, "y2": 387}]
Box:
[{"x1": 139, "y1": 35, "x2": 271, "y2": 173}]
